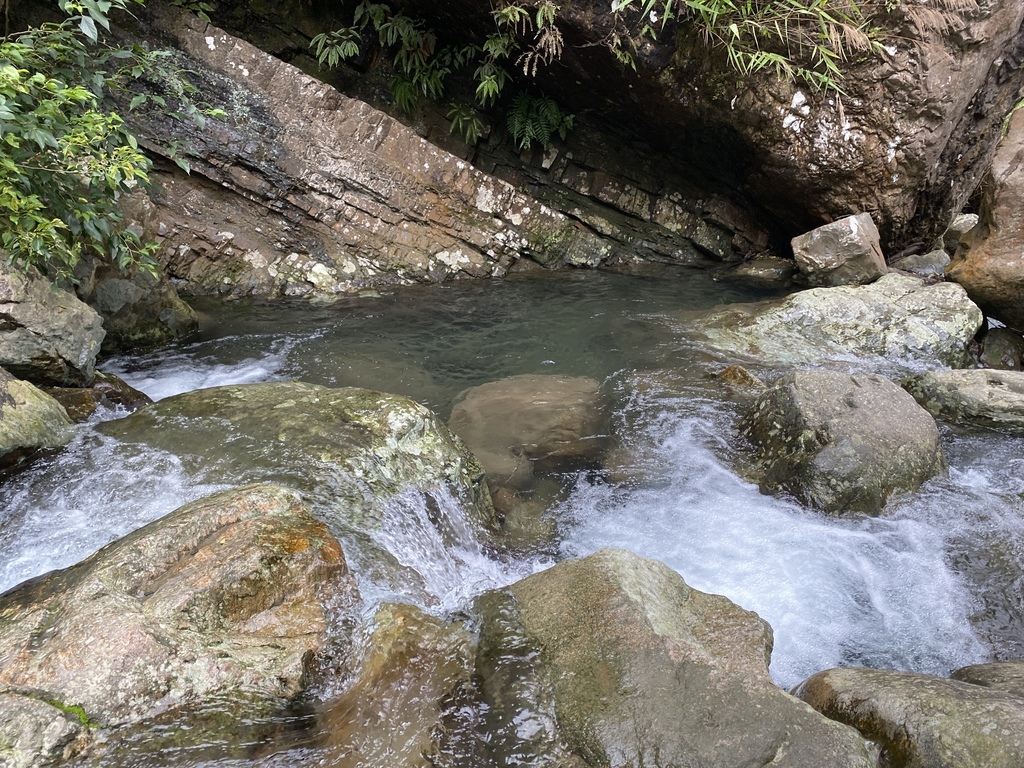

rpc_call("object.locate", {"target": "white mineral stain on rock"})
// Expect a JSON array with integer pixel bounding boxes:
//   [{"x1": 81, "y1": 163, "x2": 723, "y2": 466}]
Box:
[{"x1": 205, "y1": 36, "x2": 216, "y2": 50}]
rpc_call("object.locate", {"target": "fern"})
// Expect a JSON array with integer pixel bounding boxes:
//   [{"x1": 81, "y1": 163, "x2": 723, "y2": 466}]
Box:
[{"x1": 507, "y1": 91, "x2": 572, "y2": 150}]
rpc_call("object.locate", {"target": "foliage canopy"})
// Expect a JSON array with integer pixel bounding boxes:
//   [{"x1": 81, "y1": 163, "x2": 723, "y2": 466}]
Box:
[
  {"x1": 310, "y1": 0, "x2": 885, "y2": 149},
  {"x1": 0, "y1": 0, "x2": 203, "y2": 280}
]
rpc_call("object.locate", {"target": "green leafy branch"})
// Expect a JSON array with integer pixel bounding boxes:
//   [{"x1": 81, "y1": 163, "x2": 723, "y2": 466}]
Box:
[
  {"x1": 609, "y1": 0, "x2": 883, "y2": 91},
  {"x1": 310, "y1": 1, "x2": 573, "y2": 150}
]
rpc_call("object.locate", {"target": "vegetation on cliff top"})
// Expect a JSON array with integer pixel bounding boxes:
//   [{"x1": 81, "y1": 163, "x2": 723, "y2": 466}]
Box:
[{"x1": 310, "y1": 0, "x2": 885, "y2": 148}]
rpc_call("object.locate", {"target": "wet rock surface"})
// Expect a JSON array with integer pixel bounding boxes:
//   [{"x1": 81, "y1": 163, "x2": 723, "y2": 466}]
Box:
[
  {"x1": 0, "y1": 367, "x2": 72, "y2": 473},
  {"x1": 796, "y1": 666, "x2": 1024, "y2": 768},
  {"x1": 901, "y1": 369, "x2": 1024, "y2": 431},
  {"x1": 679, "y1": 272, "x2": 983, "y2": 368},
  {"x1": 952, "y1": 661, "x2": 1024, "y2": 698},
  {"x1": 741, "y1": 370, "x2": 945, "y2": 514},
  {"x1": 0, "y1": 265, "x2": 105, "y2": 387},
  {"x1": 316, "y1": 602, "x2": 474, "y2": 766},
  {"x1": 947, "y1": 109, "x2": 1024, "y2": 332},
  {"x1": 0, "y1": 484, "x2": 358, "y2": 731},
  {"x1": 98, "y1": 381, "x2": 496, "y2": 533},
  {"x1": 474, "y1": 548, "x2": 875, "y2": 768},
  {"x1": 448, "y1": 374, "x2": 607, "y2": 490},
  {"x1": 42, "y1": 371, "x2": 153, "y2": 422},
  {"x1": 0, "y1": 693, "x2": 86, "y2": 768}
]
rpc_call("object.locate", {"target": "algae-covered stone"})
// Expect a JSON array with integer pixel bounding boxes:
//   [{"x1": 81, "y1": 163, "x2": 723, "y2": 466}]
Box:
[
  {"x1": 952, "y1": 661, "x2": 1024, "y2": 698},
  {"x1": 796, "y1": 666, "x2": 1024, "y2": 768},
  {"x1": 741, "y1": 370, "x2": 944, "y2": 514},
  {"x1": 0, "y1": 367, "x2": 72, "y2": 472},
  {"x1": 99, "y1": 382, "x2": 495, "y2": 532},
  {"x1": 475, "y1": 549, "x2": 875, "y2": 768},
  {"x1": 679, "y1": 272, "x2": 983, "y2": 368},
  {"x1": 0, "y1": 484, "x2": 358, "y2": 730},
  {"x1": 902, "y1": 369, "x2": 1024, "y2": 432},
  {"x1": 979, "y1": 327, "x2": 1024, "y2": 370},
  {"x1": 0, "y1": 693, "x2": 86, "y2": 768}
]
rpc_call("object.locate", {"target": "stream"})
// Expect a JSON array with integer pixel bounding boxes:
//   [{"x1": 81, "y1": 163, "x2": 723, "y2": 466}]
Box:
[{"x1": 2, "y1": 266, "x2": 1023, "y2": 764}]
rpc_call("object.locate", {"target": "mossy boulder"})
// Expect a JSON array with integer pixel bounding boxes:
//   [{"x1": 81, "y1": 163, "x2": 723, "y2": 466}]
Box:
[
  {"x1": 0, "y1": 484, "x2": 358, "y2": 732},
  {"x1": 0, "y1": 693, "x2": 87, "y2": 768},
  {"x1": 796, "y1": 666, "x2": 1024, "y2": 768},
  {"x1": 901, "y1": 369, "x2": 1024, "y2": 432},
  {"x1": 952, "y1": 661, "x2": 1024, "y2": 698},
  {"x1": 98, "y1": 382, "x2": 496, "y2": 532},
  {"x1": 741, "y1": 370, "x2": 945, "y2": 514},
  {"x1": 0, "y1": 367, "x2": 72, "y2": 473},
  {"x1": 679, "y1": 273, "x2": 983, "y2": 368},
  {"x1": 474, "y1": 549, "x2": 875, "y2": 767}
]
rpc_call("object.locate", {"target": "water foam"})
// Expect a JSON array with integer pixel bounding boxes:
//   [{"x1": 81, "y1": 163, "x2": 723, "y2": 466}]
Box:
[{"x1": 558, "y1": 396, "x2": 990, "y2": 689}]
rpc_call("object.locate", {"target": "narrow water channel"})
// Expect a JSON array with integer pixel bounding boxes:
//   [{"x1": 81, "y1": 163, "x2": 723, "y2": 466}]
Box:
[{"x1": 2, "y1": 267, "x2": 1022, "y2": 764}]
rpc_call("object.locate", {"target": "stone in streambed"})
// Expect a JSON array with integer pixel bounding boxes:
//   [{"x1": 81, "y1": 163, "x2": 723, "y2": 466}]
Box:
[
  {"x1": 901, "y1": 369, "x2": 1024, "y2": 432},
  {"x1": 99, "y1": 382, "x2": 496, "y2": 534},
  {"x1": 43, "y1": 371, "x2": 153, "y2": 422},
  {"x1": 679, "y1": 272, "x2": 983, "y2": 368},
  {"x1": 316, "y1": 603, "x2": 474, "y2": 766},
  {"x1": 0, "y1": 693, "x2": 87, "y2": 768},
  {"x1": 952, "y1": 661, "x2": 1024, "y2": 698},
  {"x1": 946, "y1": 109, "x2": 1024, "y2": 332},
  {"x1": 979, "y1": 327, "x2": 1024, "y2": 371},
  {"x1": 741, "y1": 370, "x2": 944, "y2": 514},
  {"x1": 474, "y1": 548, "x2": 875, "y2": 767},
  {"x1": 795, "y1": 666, "x2": 1024, "y2": 768},
  {"x1": 0, "y1": 264, "x2": 105, "y2": 386},
  {"x1": 448, "y1": 375, "x2": 608, "y2": 490},
  {"x1": 0, "y1": 484, "x2": 358, "y2": 732},
  {"x1": 0, "y1": 367, "x2": 72, "y2": 473}
]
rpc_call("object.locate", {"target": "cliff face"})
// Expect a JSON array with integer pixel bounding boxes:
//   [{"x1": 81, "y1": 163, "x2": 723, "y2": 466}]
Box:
[
  {"x1": 79, "y1": 0, "x2": 1024, "y2": 297},
  {"x1": 113, "y1": 7, "x2": 774, "y2": 298},
  {"x1": 203, "y1": 0, "x2": 1024, "y2": 253}
]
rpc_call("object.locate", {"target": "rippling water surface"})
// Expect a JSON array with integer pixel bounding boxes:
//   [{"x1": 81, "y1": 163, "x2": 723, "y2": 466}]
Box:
[{"x1": 2, "y1": 267, "x2": 1022, "y2": 765}]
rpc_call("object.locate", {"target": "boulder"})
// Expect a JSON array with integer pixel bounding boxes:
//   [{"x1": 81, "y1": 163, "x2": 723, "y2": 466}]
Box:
[
  {"x1": 0, "y1": 264, "x2": 105, "y2": 386},
  {"x1": 42, "y1": 371, "x2": 153, "y2": 422},
  {"x1": 944, "y1": 213, "x2": 980, "y2": 254},
  {"x1": 741, "y1": 370, "x2": 944, "y2": 514},
  {"x1": 952, "y1": 661, "x2": 1024, "y2": 698},
  {"x1": 74, "y1": 253, "x2": 198, "y2": 353},
  {"x1": 316, "y1": 603, "x2": 474, "y2": 766},
  {"x1": 0, "y1": 484, "x2": 358, "y2": 730},
  {"x1": 474, "y1": 548, "x2": 875, "y2": 767},
  {"x1": 890, "y1": 248, "x2": 950, "y2": 278},
  {"x1": 901, "y1": 369, "x2": 1024, "y2": 431},
  {"x1": 979, "y1": 327, "x2": 1024, "y2": 370},
  {"x1": 0, "y1": 693, "x2": 86, "y2": 768},
  {"x1": 98, "y1": 382, "x2": 496, "y2": 533},
  {"x1": 947, "y1": 109, "x2": 1024, "y2": 331},
  {"x1": 680, "y1": 272, "x2": 983, "y2": 368},
  {"x1": 795, "y1": 666, "x2": 1024, "y2": 768},
  {"x1": 0, "y1": 368, "x2": 72, "y2": 473},
  {"x1": 791, "y1": 213, "x2": 887, "y2": 287},
  {"x1": 448, "y1": 375, "x2": 608, "y2": 490}
]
